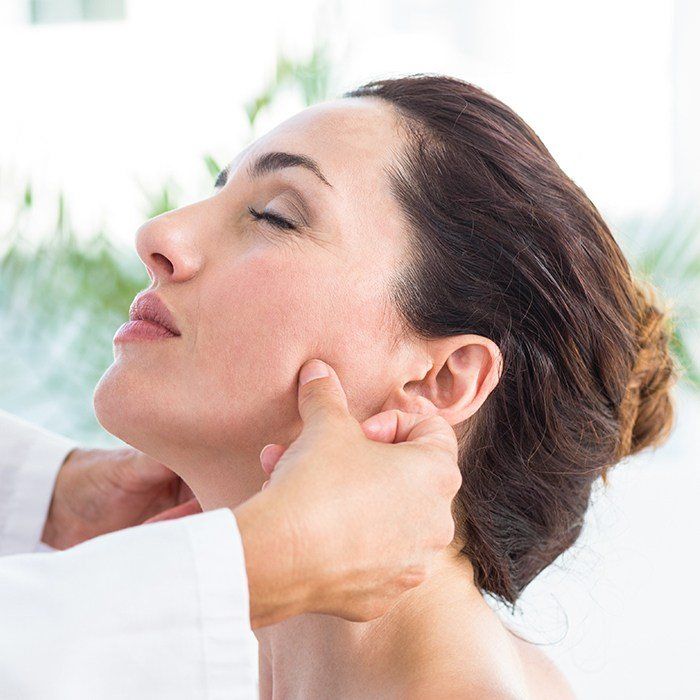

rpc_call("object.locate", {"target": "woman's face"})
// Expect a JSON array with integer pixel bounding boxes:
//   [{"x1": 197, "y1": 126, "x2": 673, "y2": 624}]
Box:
[{"x1": 94, "y1": 97, "x2": 417, "y2": 503}]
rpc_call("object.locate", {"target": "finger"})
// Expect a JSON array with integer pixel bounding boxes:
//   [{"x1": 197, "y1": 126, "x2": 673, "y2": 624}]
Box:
[
  {"x1": 361, "y1": 409, "x2": 430, "y2": 443},
  {"x1": 297, "y1": 359, "x2": 351, "y2": 427},
  {"x1": 403, "y1": 413, "x2": 459, "y2": 459},
  {"x1": 129, "y1": 451, "x2": 179, "y2": 487},
  {"x1": 143, "y1": 498, "x2": 202, "y2": 524},
  {"x1": 362, "y1": 410, "x2": 458, "y2": 458},
  {"x1": 261, "y1": 479, "x2": 270, "y2": 490},
  {"x1": 259, "y1": 443, "x2": 286, "y2": 476},
  {"x1": 360, "y1": 410, "x2": 405, "y2": 443}
]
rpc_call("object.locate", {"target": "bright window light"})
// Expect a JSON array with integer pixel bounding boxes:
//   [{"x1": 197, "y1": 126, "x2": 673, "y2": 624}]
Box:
[{"x1": 30, "y1": 0, "x2": 125, "y2": 24}]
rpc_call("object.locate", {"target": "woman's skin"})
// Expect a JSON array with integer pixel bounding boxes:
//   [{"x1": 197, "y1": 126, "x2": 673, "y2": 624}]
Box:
[{"x1": 94, "y1": 97, "x2": 573, "y2": 698}]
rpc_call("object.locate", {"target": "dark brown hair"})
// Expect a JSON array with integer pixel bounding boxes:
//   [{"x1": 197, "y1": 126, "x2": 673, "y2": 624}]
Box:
[{"x1": 344, "y1": 74, "x2": 677, "y2": 604}]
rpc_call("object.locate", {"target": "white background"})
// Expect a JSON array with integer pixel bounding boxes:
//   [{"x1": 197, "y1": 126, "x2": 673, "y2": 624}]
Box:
[{"x1": 1, "y1": 1, "x2": 698, "y2": 697}]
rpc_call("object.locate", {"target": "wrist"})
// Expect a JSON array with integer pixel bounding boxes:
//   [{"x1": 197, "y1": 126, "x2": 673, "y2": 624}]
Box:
[
  {"x1": 41, "y1": 449, "x2": 88, "y2": 549},
  {"x1": 233, "y1": 489, "x2": 313, "y2": 628}
]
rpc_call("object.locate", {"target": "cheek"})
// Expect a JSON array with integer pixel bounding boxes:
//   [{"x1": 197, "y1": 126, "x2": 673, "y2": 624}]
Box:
[
  {"x1": 197, "y1": 250, "x2": 329, "y2": 380},
  {"x1": 193, "y1": 248, "x2": 400, "y2": 436}
]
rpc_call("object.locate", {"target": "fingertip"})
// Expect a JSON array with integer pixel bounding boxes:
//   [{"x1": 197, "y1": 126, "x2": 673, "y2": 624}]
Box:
[
  {"x1": 298, "y1": 359, "x2": 331, "y2": 387},
  {"x1": 143, "y1": 498, "x2": 201, "y2": 524},
  {"x1": 259, "y1": 443, "x2": 285, "y2": 476},
  {"x1": 413, "y1": 414, "x2": 460, "y2": 459},
  {"x1": 361, "y1": 412, "x2": 396, "y2": 443},
  {"x1": 296, "y1": 359, "x2": 350, "y2": 422}
]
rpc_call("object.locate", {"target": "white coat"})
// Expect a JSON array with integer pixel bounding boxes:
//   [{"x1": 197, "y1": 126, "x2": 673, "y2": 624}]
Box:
[{"x1": 0, "y1": 410, "x2": 258, "y2": 699}]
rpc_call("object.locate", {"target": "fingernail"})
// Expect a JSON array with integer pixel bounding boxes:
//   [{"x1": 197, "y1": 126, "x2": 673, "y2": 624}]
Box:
[
  {"x1": 299, "y1": 359, "x2": 330, "y2": 386},
  {"x1": 261, "y1": 479, "x2": 270, "y2": 490},
  {"x1": 259, "y1": 443, "x2": 273, "y2": 462},
  {"x1": 259, "y1": 444, "x2": 276, "y2": 475}
]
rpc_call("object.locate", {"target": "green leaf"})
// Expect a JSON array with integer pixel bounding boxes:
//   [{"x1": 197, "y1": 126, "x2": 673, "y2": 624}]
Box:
[{"x1": 203, "y1": 153, "x2": 222, "y2": 180}]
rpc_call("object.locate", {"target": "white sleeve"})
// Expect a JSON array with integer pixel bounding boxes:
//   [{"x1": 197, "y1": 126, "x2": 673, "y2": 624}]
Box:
[
  {"x1": 0, "y1": 508, "x2": 258, "y2": 700},
  {"x1": 0, "y1": 409, "x2": 78, "y2": 556}
]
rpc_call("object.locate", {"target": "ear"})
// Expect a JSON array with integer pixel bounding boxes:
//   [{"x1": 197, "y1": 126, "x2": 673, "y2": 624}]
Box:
[{"x1": 396, "y1": 335, "x2": 502, "y2": 426}]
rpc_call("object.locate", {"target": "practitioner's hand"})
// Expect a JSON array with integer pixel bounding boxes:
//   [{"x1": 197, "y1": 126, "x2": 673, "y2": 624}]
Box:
[
  {"x1": 42, "y1": 447, "x2": 199, "y2": 549},
  {"x1": 233, "y1": 359, "x2": 461, "y2": 629}
]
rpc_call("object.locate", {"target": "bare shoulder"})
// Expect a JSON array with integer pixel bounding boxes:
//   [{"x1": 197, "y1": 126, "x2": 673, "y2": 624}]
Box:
[
  {"x1": 508, "y1": 631, "x2": 577, "y2": 700},
  {"x1": 400, "y1": 649, "x2": 574, "y2": 700},
  {"x1": 397, "y1": 627, "x2": 576, "y2": 700},
  {"x1": 402, "y1": 676, "x2": 525, "y2": 700},
  {"x1": 397, "y1": 644, "x2": 529, "y2": 700}
]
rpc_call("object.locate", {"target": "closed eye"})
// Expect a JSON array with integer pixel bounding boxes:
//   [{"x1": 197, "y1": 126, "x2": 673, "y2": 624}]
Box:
[{"x1": 248, "y1": 206, "x2": 297, "y2": 231}]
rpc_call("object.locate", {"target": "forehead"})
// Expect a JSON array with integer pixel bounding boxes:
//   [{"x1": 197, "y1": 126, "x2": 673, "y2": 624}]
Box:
[
  {"x1": 236, "y1": 96, "x2": 410, "y2": 262},
  {"x1": 234, "y1": 97, "x2": 403, "y2": 205}
]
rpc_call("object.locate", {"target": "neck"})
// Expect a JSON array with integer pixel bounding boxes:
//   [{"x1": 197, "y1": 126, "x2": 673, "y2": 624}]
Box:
[
  {"x1": 170, "y1": 444, "x2": 266, "y2": 512},
  {"x1": 256, "y1": 543, "x2": 496, "y2": 695}
]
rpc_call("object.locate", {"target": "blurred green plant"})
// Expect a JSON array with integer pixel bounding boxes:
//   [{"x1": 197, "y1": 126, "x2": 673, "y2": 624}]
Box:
[
  {"x1": 139, "y1": 179, "x2": 182, "y2": 219},
  {"x1": 244, "y1": 44, "x2": 334, "y2": 130},
  {"x1": 0, "y1": 45, "x2": 334, "y2": 441},
  {"x1": 620, "y1": 204, "x2": 700, "y2": 388},
  {"x1": 203, "y1": 154, "x2": 222, "y2": 181},
  {"x1": 3, "y1": 181, "x2": 698, "y2": 445},
  {"x1": 0, "y1": 185, "x2": 148, "y2": 442},
  {"x1": 2, "y1": 42, "x2": 697, "y2": 447}
]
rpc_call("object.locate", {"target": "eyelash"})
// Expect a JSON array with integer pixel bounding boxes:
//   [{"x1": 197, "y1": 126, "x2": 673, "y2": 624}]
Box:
[{"x1": 247, "y1": 206, "x2": 297, "y2": 231}]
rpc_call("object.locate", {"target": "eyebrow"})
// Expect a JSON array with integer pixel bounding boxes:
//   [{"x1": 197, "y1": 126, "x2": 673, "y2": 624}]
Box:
[{"x1": 215, "y1": 150, "x2": 334, "y2": 189}]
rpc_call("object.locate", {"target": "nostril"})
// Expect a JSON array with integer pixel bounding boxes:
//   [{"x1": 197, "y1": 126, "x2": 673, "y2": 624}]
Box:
[{"x1": 151, "y1": 253, "x2": 174, "y2": 277}]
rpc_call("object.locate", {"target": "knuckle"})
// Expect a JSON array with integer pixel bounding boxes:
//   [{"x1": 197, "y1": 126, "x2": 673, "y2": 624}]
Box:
[
  {"x1": 360, "y1": 604, "x2": 384, "y2": 622},
  {"x1": 436, "y1": 431, "x2": 459, "y2": 461},
  {"x1": 426, "y1": 413, "x2": 458, "y2": 441},
  {"x1": 349, "y1": 602, "x2": 385, "y2": 623},
  {"x1": 396, "y1": 563, "x2": 428, "y2": 591},
  {"x1": 435, "y1": 458, "x2": 463, "y2": 496},
  {"x1": 437, "y1": 514, "x2": 456, "y2": 547},
  {"x1": 430, "y1": 413, "x2": 452, "y2": 432},
  {"x1": 446, "y1": 464, "x2": 463, "y2": 494}
]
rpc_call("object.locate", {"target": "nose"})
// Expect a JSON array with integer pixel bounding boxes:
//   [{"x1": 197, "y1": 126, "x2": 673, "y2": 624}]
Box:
[{"x1": 135, "y1": 208, "x2": 204, "y2": 284}]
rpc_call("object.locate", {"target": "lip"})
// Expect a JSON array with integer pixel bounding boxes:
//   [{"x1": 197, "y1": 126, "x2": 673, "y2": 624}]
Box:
[{"x1": 114, "y1": 291, "x2": 181, "y2": 343}]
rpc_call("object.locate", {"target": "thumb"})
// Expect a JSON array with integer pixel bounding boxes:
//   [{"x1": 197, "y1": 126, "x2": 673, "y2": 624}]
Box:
[
  {"x1": 363, "y1": 409, "x2": 459, "y2": 459},
  {"x1": 297, "y1": 359, "x2": 351, "y2": 428}
]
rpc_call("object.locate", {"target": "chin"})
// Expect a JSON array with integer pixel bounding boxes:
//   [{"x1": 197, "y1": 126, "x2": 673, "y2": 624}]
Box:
[
  {"x1": 95, "y1": 362, "x2": 149, "y2": 446},
  {"x1": 94, "y1": 358, "x2": 252, "y2": 472},
  {"x1": 93, "y1": 360, "x2": 185, "y2": 461},
  {"x1": 94, "y1": 358, "x2": 272, "y2": 507}
]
